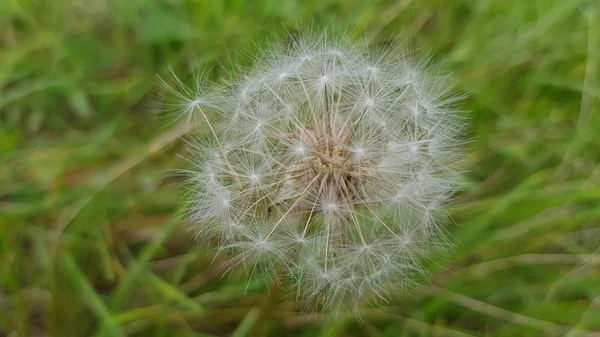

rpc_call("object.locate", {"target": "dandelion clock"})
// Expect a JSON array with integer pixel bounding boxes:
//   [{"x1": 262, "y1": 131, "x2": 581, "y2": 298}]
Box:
[{"x1": 157, "y1": 32, "x2": 467, "y2": 313}]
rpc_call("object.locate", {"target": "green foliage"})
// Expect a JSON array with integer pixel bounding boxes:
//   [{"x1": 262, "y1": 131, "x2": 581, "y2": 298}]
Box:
[{"x1": 1, "y1": 0, "x2": 599, "y2": 336}]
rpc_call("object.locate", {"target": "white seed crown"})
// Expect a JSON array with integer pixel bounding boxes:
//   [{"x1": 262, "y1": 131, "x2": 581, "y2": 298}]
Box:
[{"x1": 161, "y1": 33, "x2": 466, "y2": 312}]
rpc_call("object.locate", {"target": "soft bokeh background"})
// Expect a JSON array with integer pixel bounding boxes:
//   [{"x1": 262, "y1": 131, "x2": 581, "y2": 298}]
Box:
[{"x1": 2, "y1": 0, "x2": 600, "y2": 336}]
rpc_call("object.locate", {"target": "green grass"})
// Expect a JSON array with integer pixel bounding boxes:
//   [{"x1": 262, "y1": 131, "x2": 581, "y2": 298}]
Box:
[{"x1": 1, "y1": 0, "x2": 600, "y2": 336}]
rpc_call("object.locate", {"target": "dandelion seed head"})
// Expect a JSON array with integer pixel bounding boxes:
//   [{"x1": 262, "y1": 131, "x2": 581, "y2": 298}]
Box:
[{"x1": 160, "y1": 31, "x2": 467, "y2": 313}]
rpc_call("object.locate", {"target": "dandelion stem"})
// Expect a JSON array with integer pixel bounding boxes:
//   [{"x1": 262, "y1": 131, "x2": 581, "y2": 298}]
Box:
[{"x1": 249, "y1": 281, "x2": 280, "y2": 337}]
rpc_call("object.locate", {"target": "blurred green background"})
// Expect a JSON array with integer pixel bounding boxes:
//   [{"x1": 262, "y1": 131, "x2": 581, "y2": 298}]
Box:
[{"x1": 2, "y1": 0, "x2": 600, "y2": 336}]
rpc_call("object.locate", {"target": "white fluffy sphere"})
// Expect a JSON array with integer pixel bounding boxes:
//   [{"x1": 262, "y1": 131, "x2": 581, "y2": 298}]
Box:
[{"x1": 160, "y1": 32, "x2": 466, "y2": 312}]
